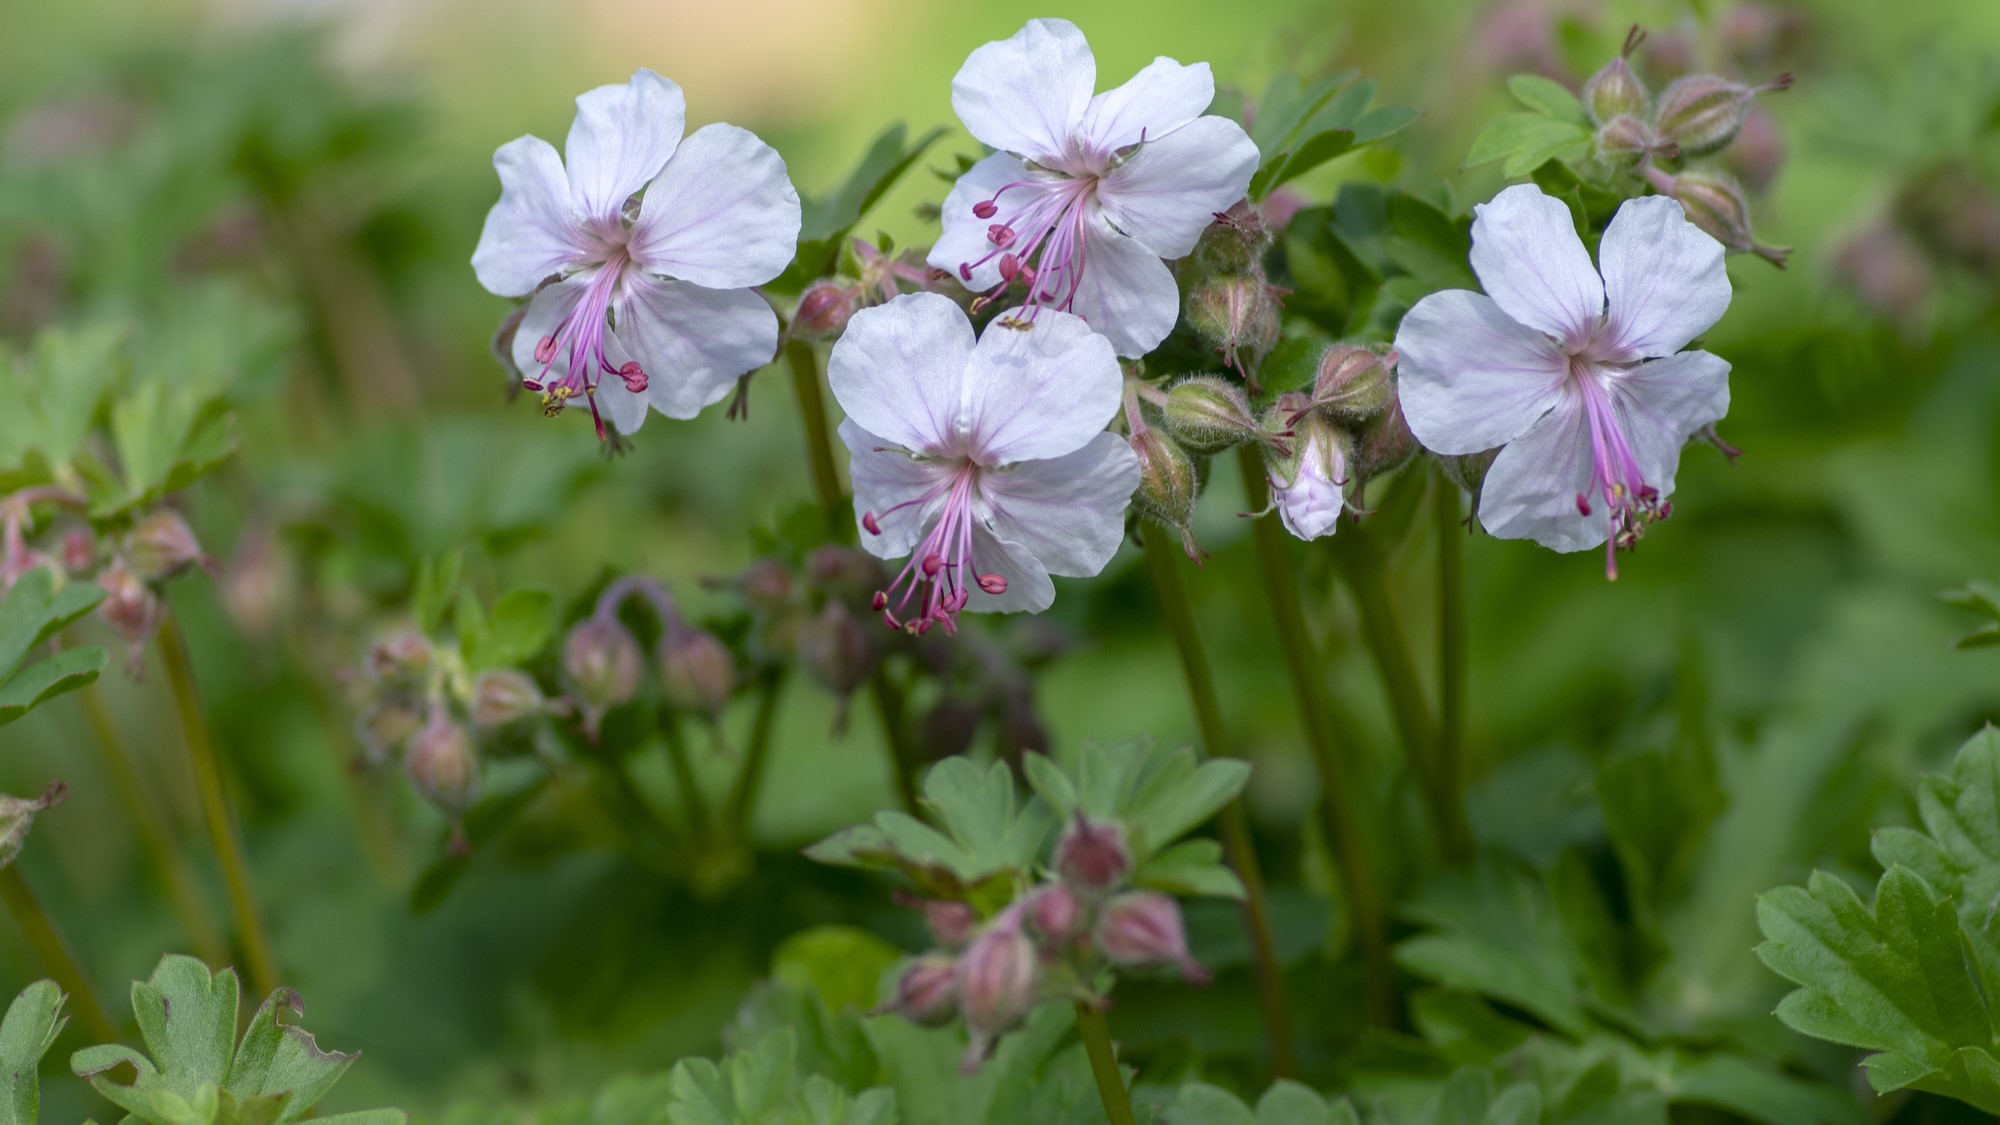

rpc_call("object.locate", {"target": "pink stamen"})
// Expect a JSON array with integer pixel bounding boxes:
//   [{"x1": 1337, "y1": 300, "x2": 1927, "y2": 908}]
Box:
[
  {"x1": 527, "y1": 249, "x2": 647, "y2": 437},
  {"x1": 863, "y1": 512, "x2": 882, "y2": 536},
  {"x1": 868, "y1": 460, "x2": 988, "y2": 635},
  {"x1": 958, "y1": 157, "x2": 1115, "y2": 328},
  {"x1": 1572, "y1": 361, "x2": 1670, "y2": 580},
  {"x1": 977, "y1": 574, "x2": 1008, "y2": 595}
]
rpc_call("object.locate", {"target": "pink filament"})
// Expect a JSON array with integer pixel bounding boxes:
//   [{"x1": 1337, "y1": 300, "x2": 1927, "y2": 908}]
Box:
[
  {"x1": 959, "y1": 175, "x2": 1098, "y2": 325},
  {"x1": 866, "y1": 459, "x2": 1007, "y2": 634},
  {"x1": 524, "y1": 250, "x2": 647, "y2": 440},
  {"x1": 1573, "y1": 366, "x2": 1668, "y2": 580}
]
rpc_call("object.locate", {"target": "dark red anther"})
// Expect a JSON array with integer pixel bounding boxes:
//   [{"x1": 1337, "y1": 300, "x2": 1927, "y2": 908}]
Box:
[
  {"x1": 922, "y1": 553, "x2": 944, "y2": 577},
  {"x1": 987, "y1": 224, "x2": 1016, "y2": 247},
  {"x1": 862, "y1": 511, "x2": 882, "y2": 536},
  {"x1": 617, "y1": 362, "x2": 648, "y2": 393},
  {"x1": 973, "y1": 200, "x2": 999, "y2": 219},
  {"x1": 1575, "y1": 493, "x2": 1593, "y2": 517},
  {"x1": 958, "y1": 262, "x2": 975, "y2": 282},
  {"x1": 998, "y1": 254, "x2": 1020, "y2": 281},
  {"x1": 871, "y1": 590, "x2": 889, "y2": 611},
  {"x1": 976, "y1": 573, "x2": 1008, "y2": 595},
  {"x1": 534, "y1": 335, "x2": 559, "y2": 364}
]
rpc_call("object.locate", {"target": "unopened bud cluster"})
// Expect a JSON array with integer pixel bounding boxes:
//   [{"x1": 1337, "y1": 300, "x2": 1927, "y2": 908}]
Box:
[
  {"x1": 875, "y1": 815, "x2": 1208, "y2": 1073},
  {"x1": 1250, "y1": 344, "x2": 1415, "y2": 541},
  {"x1": 1581, "y1": 26, "x2": 1794, "y2": 267},
  {"x1": 1180, "y1": 201, "x2": 1281, "y2": 376}
]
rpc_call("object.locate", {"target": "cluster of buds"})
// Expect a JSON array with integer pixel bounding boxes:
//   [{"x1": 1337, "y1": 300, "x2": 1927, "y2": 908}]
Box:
[
  {"x1": 1583, "y1": 27, "x2": 1794, "y2": 267},
  {"x1": 790, "y1": 237, "x2": 968, "y2": 343},
  {"x1": 876, "y1": 815, "x2": 1207, "y2": 1073},
  {"x1": 348, "y1": 626, "x2": 501, "y2": 851},
  {"x1": 1181, "y1": 202, "x2": 1282, "y2": 377},
  {"x1": 1251, "y1": 344, "x2": 1414, "y2": 541},
  {"x1": 564, "y1": 575, "x2": 735, "y2": 738}
]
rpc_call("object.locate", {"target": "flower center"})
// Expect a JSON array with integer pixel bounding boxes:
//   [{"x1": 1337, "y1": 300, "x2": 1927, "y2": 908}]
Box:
[
  {"x1": 959, "y1": 165, "x2": 1104, "y2": 329},
  {"x1": 862, "y1": 458, "x2": 1009, "y2": 635},
  {"x1": 523, "y1": 247, "x2": 650, "y2": 440},
  {"x1": 1569, "y1": 355, "x2": 1668, "y2": 580}
]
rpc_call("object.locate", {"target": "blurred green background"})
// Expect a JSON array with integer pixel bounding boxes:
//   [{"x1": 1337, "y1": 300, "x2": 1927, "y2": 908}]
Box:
[{"x1": 3, "y1": 0, "x2": 1999, "y2": 1119}]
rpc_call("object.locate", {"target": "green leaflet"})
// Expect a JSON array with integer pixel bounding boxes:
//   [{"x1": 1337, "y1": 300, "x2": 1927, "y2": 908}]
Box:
[{"x1": 0, "y1": 567, "x2": 107, "y2": 729}]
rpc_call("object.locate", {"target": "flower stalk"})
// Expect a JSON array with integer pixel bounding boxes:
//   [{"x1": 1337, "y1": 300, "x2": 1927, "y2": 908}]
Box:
[
  {"x1": 1075, "y1": 1001, "x2": 1138, "y2": 1125},
  {"x1": 722, "y1": 669, "x2": 788, "y2": 840},
  {"x1": 1434, "y1": 471, "x2": 1469, "y2": 849},
  {"x1": 0, "y1": 864, "x2": 122, "y2": 1043}
]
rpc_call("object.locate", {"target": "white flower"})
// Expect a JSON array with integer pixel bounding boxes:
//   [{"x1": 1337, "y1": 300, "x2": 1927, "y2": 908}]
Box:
[
  {"x1": 926, "y1": 19, "x2": 1259, "y2": 359},
  {"x1": 1394, "y1": 184, "x2": 1733, "y2": 577},
  {"x1": 829, "y1": 293, "x2": 1140, "y2": 632},
  {"x1": 1272, "y1": 421, "x2": 1349, "y2": 541},
  {"x1": 472, "y1": 70, "x2": 802, "y2": 438}
]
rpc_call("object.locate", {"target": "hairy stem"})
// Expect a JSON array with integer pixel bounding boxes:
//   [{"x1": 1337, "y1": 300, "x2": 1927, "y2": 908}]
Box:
[
  {"x1": 658, "y1": 710, "x2": 712, "y2": 838},
  {"x1": 1236, "y1": 448, "x2": 1393, "y2": 1026},
  {"x1": 157, "y1": 613, "x2": 281, "y2": 997},
  {"x1": 1140, "y1": 527, "x2": 1297, "y2": 1077},
  {"x1": 784, "y1": 338, "x2": 922, "y2": 815},
  {"x1": 76, "y1": 682, "x2": 229, "y2": 967},
  {"x1": 1433, "y1": 472, "x2": 1468, "y2": 858},
  {"x1": 1075, "y1": 1002, "x2": 1138, "y2": 1125},
  {"x1": 723, "y1": 670, "x2": 788, "y2": 841},
  {"x1": 0, "y1": 866, "x2": 122, "y2": 1043}
]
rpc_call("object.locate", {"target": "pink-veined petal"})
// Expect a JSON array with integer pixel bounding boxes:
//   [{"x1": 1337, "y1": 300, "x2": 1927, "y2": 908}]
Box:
[
  {"x1": 510, "y1": 274, "x2": 590, "y2": 382},
  {"x1": 1395, "y1": 289, "x2": 1569, "y2": 455},
  {"x1": 613, "y1": 273, "x2": 778, "y2": 420},
  {"x1": 1600, "y1": 195, "x2": 1732, "y2": 358},
  {"x1": 628, "y1": 123, "x2": 802, "y2": 289},
  {"x1": 1476, "y1": 392, "x2": 1604, "y2": 552},
  {"x1": 1608, "y1": 349, "x2": 1731, "y2": 489},
  {"x1": 926, "y1": 151, "x2": 1027, "y2": 293},
  {"x1": 1079, "y1": 57, "x2": 1215, "y2": 153},
  {"x1": 1098, "y1": 115, "x2": 1259, "y2": 259},
  {"x1": 565, "y1": 69, "x2": 686, "y2": 230},
  {"x1": 1468, "y1": 183, "x2": 1605, "y2": 347},
  {"x1": 473, "y1": 136, "x2": 594, "y2": 297},
  {"x1": 976, "y1": 432, "x2": 1138, "y2": 576},
  {"x1": 951, "y1": 18, "x2": 1095, "y2": 162},
  {"x1": 826, "y1": 293, "x2": 976, "y2": 456},
  {"x1": 960, "y1": 308, "x2": 1122, "y2": 463},
  {"x1": 842, "y1": 418, "x2": 957, "y2": 560},
  {"x1": 965, "y1": 524, "x2": 1056, "y2": 614},
  {"x1": 1065, "y1": 210, "x2": 1180, "y2": 358}
]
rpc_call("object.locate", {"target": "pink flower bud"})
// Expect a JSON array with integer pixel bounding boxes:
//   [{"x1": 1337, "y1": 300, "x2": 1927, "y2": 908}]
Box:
[
  {"x1": 97, "y1": 557, "x2": 164, "y2": 668},
  {"x1": 659, "y1": 625, "x2": 734, "y2": 721},
  {"x1": 1130, "y1": 429, "x2": 1200, "y2": 562},
  {"x1": 1184, "y1": 276, "x2": 1280, "y2": 375},
  {"x1": 366, "y1": 629, "x2": 434, "y2": 689},
  {"x1": 1187, "y1": 199, "x2": 1274, "y2": 276},
  {"x1": 355, "y1": 696, "x2": 425, "y2": 765},
  {"x1": 735, "y1": 557, "x2": 796, "y2": 611},
  {"x1": 405, "y1": 707, "x2": 480, "y2": 815},
  {"x1": 1310, "y1": 345, "x2": 1392, "y2": 422},
  {"x1": 1096, "y1": 891, "x2": 1209, "y2": 984},
  {"x1": 1162, "y1": 374, "x2": 1264, "y2": 454},
  {"x1": 470, "y1": 668, "x2": 544, "y2": 731},
  {"x1": 918, "y1": 897, "x2": 978, "y2": 949},
  {"x1": 1054, "y1": 817, "x2": 1131, "y2": 891},
  {"x1": 1668, "y1": 170, "x2": 1790, "y2": 267},
  {"x1": 1594, "y1": 115, "x2": 1674, "y2": 170},
  {"x1": 564, "y1": 616, "x2": 642, "y2": 716},
  {"x1": 1026, "y1": 883, "x2": 1083, "y2": 942},
  {"x1": 1582, "y1": 29, "x2": 1650, "y2": 126},
  {"x1": 124, "y1": 510, "x2": 216, "y2": 583},
  {"x1": 1352, "y1": 394, "x2": 1418, "y2": 483},
  {"x1": 879, "y1": 954, "x2": 959, "y2": 1026},
  {"x1": 956, "y1": 919, "x2": 1040, "y2": 1073},
  {"x1": 58, "y1": 529, "x2": 94, "y2": 575},
  {"x1": 1655, "y1": 72, "x2": 1792, "y2": 158},
  {"x1": 793, "y1": 280, "x2": 860, "y2": 340}
]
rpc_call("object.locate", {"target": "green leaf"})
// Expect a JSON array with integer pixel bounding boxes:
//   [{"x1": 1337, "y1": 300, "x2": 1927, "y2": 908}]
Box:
[
  {"x1": 466, "y1": 587, "x2": 555, "y2": 671},
  {"x1": 770, "y1": 926, "x2": 903, "y2": 1016},
  {"x1": 1394, "y1": 855, "x2": 1593, "y2": 1037},
  {"x1": 1463, "y1": 113, "x2": 1592, "y2": 178},
  {"x1": 0, "y1": 323, "x2": 126, "y2": 483},
  {"x1": 777, "y1": 124, "x2": 946, "y2": 293},
  {"x1": 0, "y1": 644, "x2": 108, "y2": 729},
  {"x1": 1164, "y1": 1083, "x2": 1256, "y2": 1125},
  {"x1": 0, "y1": 568, "x2": 104, "y2": 677},
  {"x1": 1256, "y1": 1080, "x2": 1332, "y2": 1125},
  {"x1": 1248, "y1": 74, "x2": 1417, "y2": 199},
  {"x1": 411, "y1": 552, "x2": 463, "y2": 636},
  {"x1": 1507, "y1": 74, "x2": 1587, "y2": 122},
  {"x1": 1132, "y1": 839, "x2": 1245, "y2": 900},
  {"x1": 0, "y1": 982, "x2": 67, "y2": 1125},
  {"x1": 807, "y1": 760, "x2": 1051, "y2": 899},
  {"x1": 89, "y1": 379, "x2": 238, "y2": 518}
]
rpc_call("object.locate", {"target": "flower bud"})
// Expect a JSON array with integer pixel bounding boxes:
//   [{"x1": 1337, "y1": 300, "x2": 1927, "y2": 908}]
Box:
[
  {"x1": 1723, "y1": 106, "x2": 1786, "y2": 192},
  {"x1": 124, "y1": 510, "x2": 217, "y2": 583},
  {"x1": 1162, "y1": 375, "x2": 1264, "y2": 454},
  {"x1": 97, "y1": 557, "x2": 164, "y2": 666},
  {"x1": 1187, "y1": 200, "x2": 1273, "y2": 277},
  {"x1": 1184, "y1": 276, "x2": 1280, "y2": 375},
  {"x1": 879, "y1": 954, "x2": 959, "y2": 1027},
  {"x1": 1309, "y1": 345, "x2": 1392, "y2": 422},
  {"x1": 659, "y1": 626, "x2": 733, "y2": 721},
  {"x1": 800, "y1": 601, "x2": 879, "y2": 703},
  {"x1": 1352, "y1": 394, "x2": 1418, "y2": 482},
  {"x1": 563, "y1": 615, "x2": 642, "y2": 730},
  {"x1": 1054, "y1": 817, "x2": 1132, "y2": 892},
  {"x1": 1594, "y1": 115, "x2": 1674, "y2": 169},
  {"x1": 792, "y1": 280, "x2": 861, "y2": 340},
  {"x1": 405, "y1": 708, "x2": 481, "y2": 815},
  {"x1": 0, "y1": 783, "x2": 65, "y2": 869},
  {"x1": 1655, "y1": 72, "x2": 1791, "y2": 158},
  {"x1": 734, "y1": 558, "x2": 795, "y2": 613},
  {"x1": 366, "y1": 630, "x2": 433, "y2": 689},
  {"x1": 919, "y1": 896, "x2": 978, "y2": 949},
  {"x1": 469, "y1": 668, "x2": 544, "y2": 731},
  {"x1": 1095, "y1": 891, "x2": 1209, "y2": 984},
  {"x1": 58, "y1": 529, "x2": 94, "y2": 575},
  {"x1": 1668, "y1": 171, "x2": 1790, "y2": 267},
  {"x1": 1026, "y1": 883, "x2": 1084, "y2": 942},
  {"x1": 1437, "y1": 448, "x2": 1499, "y2": 499},
  {"x1": 956, "y1": 920, "x2": 1040, "y2": 1073},
  {"x1": 355, "y1": 696, "x2": 424, "y2": 764},
  {"x1": 1581, "y1": 30, "x2": 1650, "y2": 126},
  {"x1": 1831, "y1": 222, "x2": 1931, "y2": 329},
  {"x1": 1130, "y1": 429, "x2": 1204, "y2": 563}
]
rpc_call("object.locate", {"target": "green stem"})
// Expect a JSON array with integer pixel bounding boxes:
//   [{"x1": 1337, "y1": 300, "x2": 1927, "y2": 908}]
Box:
[
  {"x1": 76, "y1": 682, "x2": 229, "y2": 968},
  {"x1": 1331, "y1": 529, "x2": 1473, "y2": 863},
  {"x1": 783, "y1": 338, "x2": 922, "y2": 816},
  {"x1": 1433, "y1": 472, "x2": 1468, "y2": 856},
  {"x1": 1074, "y1": 1002, "x2": 1137, "y2": 1125},
  {"x1": 659, "y1": 711, "x2": 712, "y2": 838},
  {"x1": 723, "y1": 671, "x2": 788, "y2": 841},
  {"x1": 0, "y1": 866, "x2": 122, "y2": 1044},
  {"x1": 157, "y1": 614, "x2": 281, "y2": 997},
  {"x1": 1140, "y1": 527, "x2": 1297, "y2": 1078},
  {"x1": 1236, "y1": 448, "x2": 1394, "y2": 1027}
]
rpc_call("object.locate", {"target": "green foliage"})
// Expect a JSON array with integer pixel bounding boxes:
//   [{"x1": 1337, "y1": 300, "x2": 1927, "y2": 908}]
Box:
[
  {"x1": 70, "y1": 955, "x2": 405, "y2": 1125},
  {"x1": 1758, "y1": 728, "x2": 2000, "y2": 1112},
  {"x1": 776, "y1": 124, "x2": 945, "y2": 293},
  {"x1": 1246, "y1": 73, "x2": 1418, "y2": 200},
  {"x1": 804, "y1": 758, "x2": 1052, "y2": 902},
  {"x1": 1942, "y1": 581, "x2": 2000, "y2": 648},
  {"x1": 0, "y1": 982, "x2": 67, "y2": 1125},
  {"x1": 1463, "y1": 74, "x2": 1593, "y2": 178},
  {"x1": 0, "y1": 567, "x2": 106, "y2": 728}
]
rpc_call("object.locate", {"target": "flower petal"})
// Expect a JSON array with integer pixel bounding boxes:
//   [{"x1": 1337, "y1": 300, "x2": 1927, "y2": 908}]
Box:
[
  {"x1": 841, "y1": 419, "x2": 956, "y2": 560},
  {"x1": 1079, "y1": 58, "x2": 1215, "y2": 153},
  {"x1": 965, "y1": 525, "x2": 1056, "y2": 614},
  {"x1": 951, "y1": 18, "x2": 1095, "y2": 161},
  {"x1": 591, "y1": 332, "x2": 653, "y2": 436},
  {"x1": 961, "y1": 308, "x2": 1122, "y2": 463},
  {"x1": 613, "y1": 274, "x2": 778, "y2": 420},
  {"x1": 925, "y1": 151, "x2": 1026, "y2": 293},
  {"x1": 1599, "y1": 194, "x2": 1731, "y2": 358},
  {"x1": 826, "y1": 292, "x2": 975, "y2": 455},
  {"x1": 1468, "y1": 184, "x2": 1604, "y2": 347},
  {"x1": 628, "y1": 123, "x2": 802, "y2": 289},
  {"x1": 1610, "y1": 349, "x2": 1731, "y2": 489},
  {"x1": 1066, "y1": 211, "x2": 1180, "y2": 358},
  {"x1": 1476, "y1": 393, "x2": 1605, "y2": 552},
  {"x1": 565, "y1": 69, "x2": 686, "y2": 229},
  {"x1": 1098, "y1": 115, "x2": 1259, "y2": 259},
  {"x1": 509, "y1": 275, "x2": 590, "y2": 381},
  {"x1": 976, "y1": 432, "x2": 1138, "y2": 576},
  {"x1": 473, "y1": 136, "x2": 593, "y2": 297},
  {"x1": 1394, "y1": 289, "x2": 1569, "y2": 455}
]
